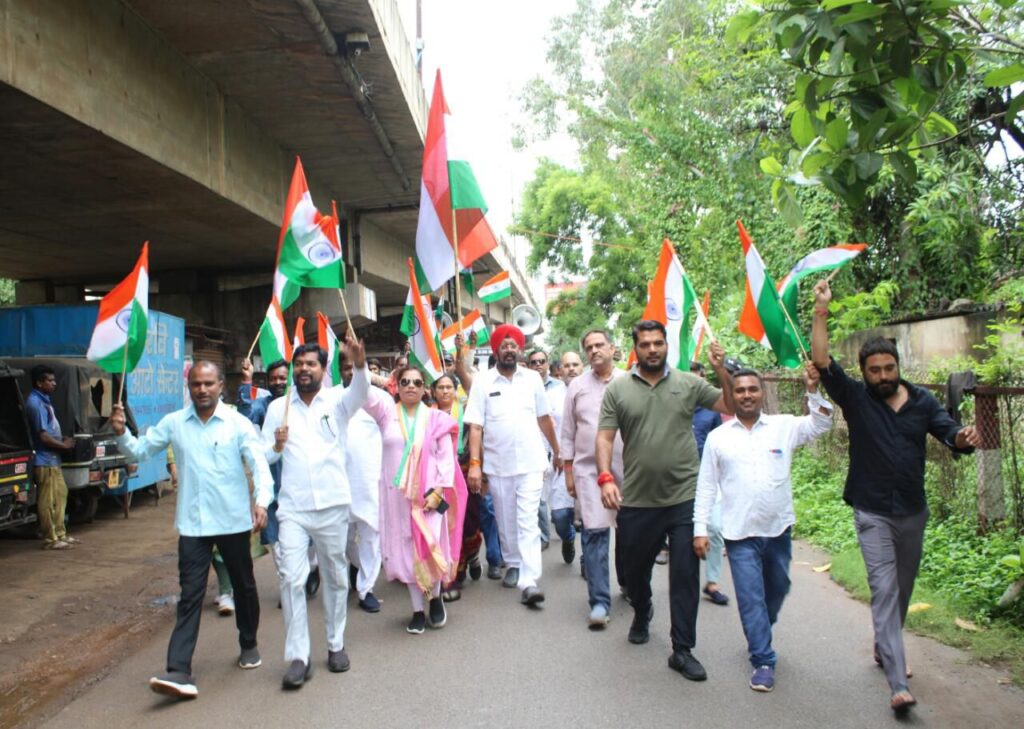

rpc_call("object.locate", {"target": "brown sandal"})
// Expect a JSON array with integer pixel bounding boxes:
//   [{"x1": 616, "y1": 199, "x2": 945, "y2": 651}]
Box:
[{"x1": 891, "y1": 690, "x2": 917, "y2": 713}]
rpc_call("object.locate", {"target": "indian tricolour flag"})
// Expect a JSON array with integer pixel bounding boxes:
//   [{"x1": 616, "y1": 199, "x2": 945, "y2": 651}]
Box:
[
  {"x1": 86, "y1": 242, "x2": 149, "y2": 375},
  {"x1": 258, "y1": 297, "x2": 292, "y2": 368},
  {"x1": 641, "y1": 239, "x2": 710, "y2": 371},
  {"x1": 777, "y1": 243, "x2": 867, "y2": 323},
  {"x1": 414, "y1": 70, "x2": 498, "y2": 292},
  {"x1": 317, "y1": 312, "x2": 342, "y2": 387},
  {"x1": 689, "y1": 290, "x2": 711, "y2": 362},
  {"x1": 737, "y1": 220, "x2": 807, "y2": 368},
  {"x1": 273, "y1": 158, "x2": 345, "y2": 309},
  {"x1": 292, "y1": 317, "x2": 306, "y2": 350},
  {"x1": 478, "y1": 271, "x2": 511, "y2": 304},
  {"x1": 440, "y1": 309, "x2": 490, "y2": 353},
  {"x1": 401, "y1": 258, "x2": 445, "y2": 383}
]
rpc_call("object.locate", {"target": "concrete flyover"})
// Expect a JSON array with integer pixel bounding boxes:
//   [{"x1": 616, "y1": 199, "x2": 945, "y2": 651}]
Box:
[{"x1": 0, "y1": 0, "x2": 536, "y2": 367}]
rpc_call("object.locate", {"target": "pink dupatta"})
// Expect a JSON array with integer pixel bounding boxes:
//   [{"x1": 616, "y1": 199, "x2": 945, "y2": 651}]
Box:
[{"x1": 403, "y1": 409, "x2": 468, "y2": 593}]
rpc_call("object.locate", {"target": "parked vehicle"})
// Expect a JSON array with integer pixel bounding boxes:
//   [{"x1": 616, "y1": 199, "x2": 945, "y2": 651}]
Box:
[
  {"x1": 3, "y1": 356, "x2": 139, "y2": 523},
  {"x1": 0, "y1": 305, "x2": 185, "y2": 521},
  {"x1": 0, "y1": 360, "x2": 36, "y2": 532}
]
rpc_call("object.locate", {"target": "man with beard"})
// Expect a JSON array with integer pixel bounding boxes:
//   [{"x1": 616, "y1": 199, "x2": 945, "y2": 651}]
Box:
[
  {"x1": 561, "y1": 329, "x2": 624, "y2": 629},
  {"x1": 110, "y1": 362, "x2": 273, "y2": 699},
  {"x1": 465, "y1": 324, "x2": 561, "y2": 606},
  {"x1": 596, "y1": 320, "x2": 734, "y2": 682},
  {"x1": 694, "y1": 362, "x2": 832, "y2": 693},
  {"x1": 810, "y1": 280, "x2": 979, "y2": 714},
  {"x1": 261, "y1": 338, "x2": 369, "y2": 689},
  {"x1": 560, "y1": 350, "x2": 584, "y2": 384}
]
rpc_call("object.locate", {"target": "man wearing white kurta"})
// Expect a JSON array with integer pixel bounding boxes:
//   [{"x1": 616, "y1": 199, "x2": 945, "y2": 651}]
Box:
[
  {"x1": 527, "y1": 349, "x2": 573, "y2": 556},
  {"x1": 262, "y1": 339, "x2": 368, "y2": 689},
  {"x1": 465, "y1": 324, "x2": 562, "y2": 607},
  {"x1": 561, "y1": 329, "x2": 625, "y2": 628},
  {"x1": 340, "y1": 354, "x2": 384, "y2": 612}
]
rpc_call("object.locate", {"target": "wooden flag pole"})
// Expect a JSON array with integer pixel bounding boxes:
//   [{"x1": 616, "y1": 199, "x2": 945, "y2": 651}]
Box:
[
  {"x1": 336, "y1": 289, "x2": 356, "y2": 340},
  {"x1": 245, "y1": 326, "x2": 261, "y2": 362},
  {"x1": 692, "y1": 300, "x2": 717, "y2": 345},
  {"x1": 452, "y1": 209, "x2": 463, "y2": 334},
  {"x1": 774, "y1": 296, "x2": 811, "y2": 362},
  {"x1": 823, "y1": 266, "x2": 844, "y2": 285},
  {"x1": 117, "y1": 336, "x2": 130, "y2": 405}
]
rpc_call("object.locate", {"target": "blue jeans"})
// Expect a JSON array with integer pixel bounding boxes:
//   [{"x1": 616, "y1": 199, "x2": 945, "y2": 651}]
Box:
[
  {"x1": 551, "y1": 507, "x2": 576, "y2": 544},
  {"x1": 581, "y1": 528, "x2": 611, "y2": 610},
  {"x1": 538, "y1": 499, "x2": 550, "y2": 544},
  {"x1": 480, "y1": 492, "x2": 502, "y2": 567},
  {"x1": 726, "y1": 529, "x2": 792, "y2": 668}
]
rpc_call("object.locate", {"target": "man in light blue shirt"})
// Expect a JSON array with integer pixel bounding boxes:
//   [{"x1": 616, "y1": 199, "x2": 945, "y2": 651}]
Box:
[{"x1": 111, "y1": 361, "x2": 273, "y2": 701}]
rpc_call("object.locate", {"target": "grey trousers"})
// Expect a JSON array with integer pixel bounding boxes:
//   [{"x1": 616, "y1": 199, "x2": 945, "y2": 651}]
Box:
[{"x1": 853, "y1": 507, "x2": 928, "y2": 693}]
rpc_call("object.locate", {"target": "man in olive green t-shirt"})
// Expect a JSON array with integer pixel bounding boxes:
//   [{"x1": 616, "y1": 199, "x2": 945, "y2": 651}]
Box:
[{"x1": 596, "y1": 320, "x2": 734, "y2": 682}]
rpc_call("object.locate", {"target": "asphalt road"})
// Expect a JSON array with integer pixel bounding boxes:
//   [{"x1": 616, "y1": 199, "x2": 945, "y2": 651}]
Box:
[{"x1": 38, "y1": 540, "x2": 1024, "y2": 728}]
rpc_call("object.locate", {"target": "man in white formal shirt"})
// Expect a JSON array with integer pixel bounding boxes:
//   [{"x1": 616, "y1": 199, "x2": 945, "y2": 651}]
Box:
[
  {"x1": 465, "y1": 324, "x2": 561, "y2": 607},
  {"x1": 262, "y1": 337, "x2": 368, "y2": 689},
  {"x1": 694, "y1": 362, "x2": 832, "y2": 694}
]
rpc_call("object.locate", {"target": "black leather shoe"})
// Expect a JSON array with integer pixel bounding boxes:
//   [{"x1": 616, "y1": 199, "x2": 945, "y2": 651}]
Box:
[
  {"x1": 327, "y1": 648, "x2": 350, "y2": 673},
  {"x1": 358, "y1": 591, "x2": 381, "y2": 613},
  {"x1": 628, "y1": 604, "x2": 654, "y2": 645},
  {"x1": 561, "y1": 538, "x2": 576, "y2": 565},
  {"x1": 468, "y1": 557, "x2": 483, "y2": 581},
  {"x1": 305, "y1": 567, "x2": 321, "y2": 598},
  {"x1": 521, "y1": 586, "x2": 545, "y2": 606},
  {"x1": 282, "y1": 659, "x2": 312, "y2": 690},
  {"x1": 668, "y1": 650, "x2": 707, "y2": 681}
]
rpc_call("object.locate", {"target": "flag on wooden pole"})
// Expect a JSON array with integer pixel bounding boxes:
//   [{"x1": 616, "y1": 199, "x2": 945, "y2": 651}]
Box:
[
  {"x1": 737, "y1": 220, "x2": 808, "y2": 367},
  {"x1": 414, "y1": 70, "x2": 498, "y2": 292},
  {"x1": 258, "y1": 297, "x2": 293, "y2": 367},
  {"x1": 86, "y1": 242, "x2": 150, "y2": 376},
  {"x1": 401, "y1": 258, "x2": 445, "y2": 383},
  {"x1": 317, "y1": 312, "x2": 341, "y2": 387}
]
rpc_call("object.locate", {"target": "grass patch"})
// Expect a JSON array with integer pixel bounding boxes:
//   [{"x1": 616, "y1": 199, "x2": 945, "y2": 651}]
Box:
[
  {"x1": 792, "y1": 445, "x2": 1024, "y2": 686},
  {"x1": 829, "y1": 546, "x2": 1024, "y2": 686}
]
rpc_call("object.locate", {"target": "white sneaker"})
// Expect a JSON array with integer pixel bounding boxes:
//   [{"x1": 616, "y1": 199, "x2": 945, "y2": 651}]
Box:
[{"x1": 216, "y1": 593, "x2": 235, "y2": 616}]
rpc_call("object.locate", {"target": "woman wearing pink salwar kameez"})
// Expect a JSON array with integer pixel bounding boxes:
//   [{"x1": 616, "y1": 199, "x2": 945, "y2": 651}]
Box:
[{"x1": 363, "y1": 366, "x2": 467, "y2": 634}]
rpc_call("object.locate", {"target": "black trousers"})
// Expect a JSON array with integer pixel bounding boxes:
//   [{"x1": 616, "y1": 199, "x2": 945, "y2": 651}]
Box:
[
  {"x1": 616, "y1": 500, "x2": 699, "y2": 653},
  {"x1": 167, "y1": 530, "x2": 260, "y2": 675}
]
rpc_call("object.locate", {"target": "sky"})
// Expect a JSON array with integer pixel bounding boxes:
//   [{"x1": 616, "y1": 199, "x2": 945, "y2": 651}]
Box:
[{"x1": 395, "y1": 0, "x2": 579, "y2": 275}]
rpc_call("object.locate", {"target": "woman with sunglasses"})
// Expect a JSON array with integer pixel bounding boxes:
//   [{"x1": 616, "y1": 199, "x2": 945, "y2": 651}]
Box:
[{"x1": 363, "y1": 365, "x2": 468, "y2": 634}]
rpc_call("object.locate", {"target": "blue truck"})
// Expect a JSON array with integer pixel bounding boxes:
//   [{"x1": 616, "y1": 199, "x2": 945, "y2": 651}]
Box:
[{"x1": 0, "y1": 305, "x2": 185, "y2": 522}]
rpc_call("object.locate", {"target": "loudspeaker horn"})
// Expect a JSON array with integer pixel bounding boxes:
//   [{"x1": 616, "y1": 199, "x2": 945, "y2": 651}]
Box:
[{"x1": 512, "y1": 304, "x2": 542, "y2": 336}]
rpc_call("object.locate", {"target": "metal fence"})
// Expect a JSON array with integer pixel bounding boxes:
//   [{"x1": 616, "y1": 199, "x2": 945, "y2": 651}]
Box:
[{"x1": 763, "y1": 375, "x2": 1024, "y2": 536}]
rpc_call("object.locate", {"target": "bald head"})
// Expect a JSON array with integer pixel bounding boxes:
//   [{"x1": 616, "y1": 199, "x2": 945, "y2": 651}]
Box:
[{"x1": 560, "y1": 351, "x2": 584, "y2": 382}]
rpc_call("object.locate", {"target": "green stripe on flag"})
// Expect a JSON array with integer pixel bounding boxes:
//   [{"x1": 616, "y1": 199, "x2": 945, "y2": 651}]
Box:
[{"x1": 448, "y1": 160, "x2": 488, "y2": 212}]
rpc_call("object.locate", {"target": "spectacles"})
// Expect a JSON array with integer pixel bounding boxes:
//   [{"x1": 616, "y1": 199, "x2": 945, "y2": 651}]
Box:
[
  {"x1": 528, "y1": 359, "x2": 546, "y2": 366},
  {"x1": 399, "y1": 378, "x2": 424, "y2": 388}
]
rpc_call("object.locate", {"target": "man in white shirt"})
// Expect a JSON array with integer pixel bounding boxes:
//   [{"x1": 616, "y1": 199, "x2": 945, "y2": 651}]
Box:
[
  {"x1": 694, "y1": 362, "x2": 832, "y2": 694},
  {"x1": 339, "y1": 352, "x2": 384, "y2": 613},
  {"x1": 465, "y1": 325, "x2": 561, "y2": 606},
  {"x1": 527, "y1": 349, "x2": 575, "y2": 560},
  {"x1": 262, "y1": 338, "x2": 369, "y2": 689}
]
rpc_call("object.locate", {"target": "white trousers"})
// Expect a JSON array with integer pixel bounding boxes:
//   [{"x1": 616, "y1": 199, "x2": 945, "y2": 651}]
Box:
[
  {"x1": 277, "y1": 505, "x2": 350, "y2": 662},
  {"x1": 488, "y1": 472, "x2": 544, "y2": 590},
  {"x1": 345, "y1": 516, "x2": 381, "y2": 600}
]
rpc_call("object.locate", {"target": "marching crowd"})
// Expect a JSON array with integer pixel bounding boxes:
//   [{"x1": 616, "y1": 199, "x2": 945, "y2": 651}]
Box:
[{"x1": 70, "y1": 277, "x2": 980, "y2": 715}]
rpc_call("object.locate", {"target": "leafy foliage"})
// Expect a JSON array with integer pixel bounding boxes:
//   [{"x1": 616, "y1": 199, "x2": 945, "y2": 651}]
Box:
[{"x1": 517, "y1": 0, "x2": 1022, "y2": 356}]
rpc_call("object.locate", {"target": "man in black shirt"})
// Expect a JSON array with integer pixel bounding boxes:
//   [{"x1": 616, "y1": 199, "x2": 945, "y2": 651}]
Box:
[{"x1": 811, "y1": 280, "x2": 979, "y2": 714}]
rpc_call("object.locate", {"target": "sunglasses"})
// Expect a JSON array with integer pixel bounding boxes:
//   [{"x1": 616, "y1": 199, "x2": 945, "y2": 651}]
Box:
[
  {"x1": 528, "y1": 359, "x2": 546, "y2": 366},
  {"x1": 399, "y1": 378, "x2": 424, "y2": 388}
]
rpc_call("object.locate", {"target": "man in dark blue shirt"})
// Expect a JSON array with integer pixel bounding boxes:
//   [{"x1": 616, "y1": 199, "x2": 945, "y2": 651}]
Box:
[
  {"x1": 811, "y1": 279, "x2": 979, "y2": 715},
  {"x1": 25, "y1": 365, "x2": 76, "y2": 550}
]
